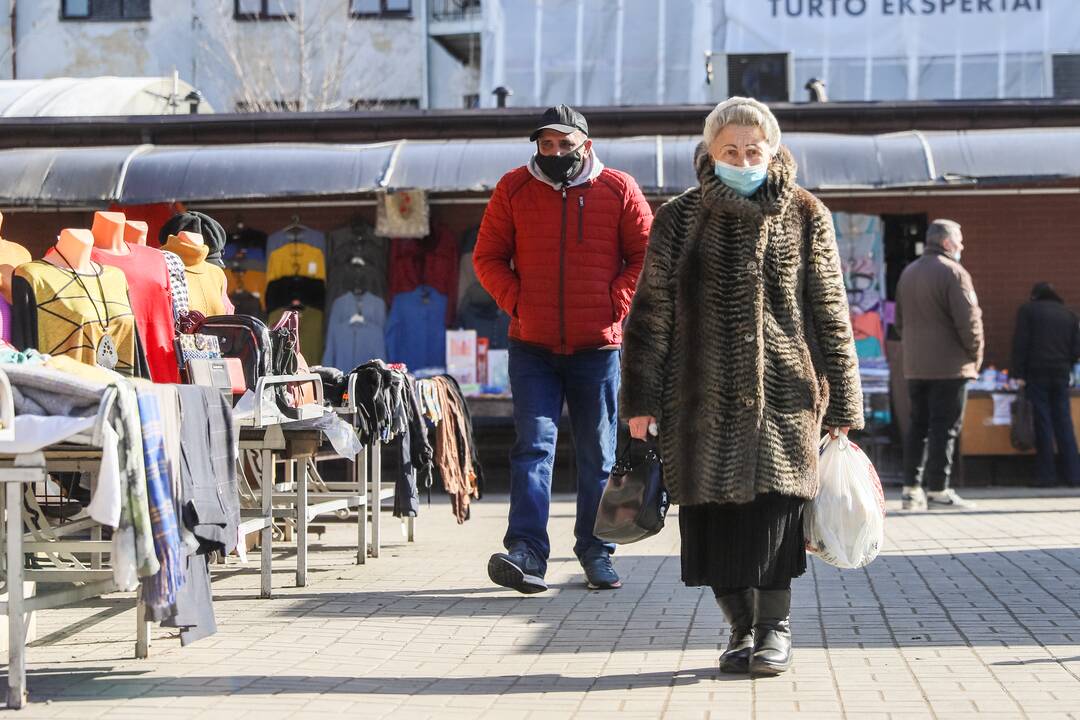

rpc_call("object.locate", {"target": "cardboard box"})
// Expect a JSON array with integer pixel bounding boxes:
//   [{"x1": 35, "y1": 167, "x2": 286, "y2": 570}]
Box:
[
  {"x1": 446, "y1": 329, "x2": 478, "y2": 385},
  {"x1": 487, "y1": 349, "x2": 509, "y2": 392}
]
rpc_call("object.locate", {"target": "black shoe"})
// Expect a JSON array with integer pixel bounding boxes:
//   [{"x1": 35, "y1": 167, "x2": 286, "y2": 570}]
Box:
[
  {"x1": 716, "y1": 589, "x2": 755, "y2": 674},
  {"x1": 488, "y1": 545, "x2": 547, "y2": 594},
  {"x1": 750, "y1": 588, "x2": 792, "y2": 676}
]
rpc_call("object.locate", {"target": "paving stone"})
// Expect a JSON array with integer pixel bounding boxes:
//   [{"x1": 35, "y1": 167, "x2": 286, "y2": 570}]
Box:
[{"x1": 5, "y1": 488, "x2": 1079, "y2": 718}]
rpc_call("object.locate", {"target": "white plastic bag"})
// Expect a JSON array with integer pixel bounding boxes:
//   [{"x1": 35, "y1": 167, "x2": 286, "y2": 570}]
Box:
[{"x1": 805, "y1": 434, "x2": 886, "y2": 569}]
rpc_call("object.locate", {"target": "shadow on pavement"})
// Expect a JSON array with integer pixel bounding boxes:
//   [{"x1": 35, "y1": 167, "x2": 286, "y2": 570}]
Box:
[{"x1": 17, "y1": 666, "x2": 748, "y2": 701}]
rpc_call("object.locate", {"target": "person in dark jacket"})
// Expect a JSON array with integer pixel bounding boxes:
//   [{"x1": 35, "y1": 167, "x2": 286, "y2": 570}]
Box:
[
  {"x1": 1011, "y1": 282, "x2": 1080, "y2": 487},
  {"x1": 474, "y1": 105, "x2": 653, "y2": 594}
]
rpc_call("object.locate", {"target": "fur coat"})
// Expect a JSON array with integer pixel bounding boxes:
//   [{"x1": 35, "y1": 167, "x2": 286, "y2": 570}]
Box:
[{"x1": 620, "y1": 144, "x2": 863, "y2": 506}]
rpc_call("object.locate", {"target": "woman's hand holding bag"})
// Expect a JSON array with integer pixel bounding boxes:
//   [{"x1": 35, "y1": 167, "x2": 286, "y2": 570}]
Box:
[
  {"x1": 805, "y1": 433, "x2": 886, "y2": 569},
  {"x1": 594, "y1": 433, "x2": 669, "y2": 545}
]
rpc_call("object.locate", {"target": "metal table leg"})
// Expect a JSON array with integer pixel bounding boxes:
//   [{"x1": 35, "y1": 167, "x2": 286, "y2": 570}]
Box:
[
  {"x1": 135, "y1": 595, "x2": 150, "y2": 659},
  {"x1": 369, "y1": 441, "x2": 381, "y2": 559},
  {"x1": 259, "y1": 448, "x2": 273, "y2": 599},
  {"x1": 356, "y1": 446, "x2": 367, "y2": 565},
  {"x1": 6, "y1": 479, "x2": 27, "y2": 709},
  {"x1": 295, "y1": 459, "x2": 307, "y2": 587}
]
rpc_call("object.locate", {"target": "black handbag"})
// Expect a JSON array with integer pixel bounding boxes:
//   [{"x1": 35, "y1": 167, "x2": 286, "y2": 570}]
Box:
[
  {"x1": 1010, "y1": 392, "x2": 1036, "y2": 452},
  {"x1": 594, "y1": 438, "x2": 669, "y2": 544},
  {"x1": 184, "y1": 313, "x2": 273, "y2": 391}
]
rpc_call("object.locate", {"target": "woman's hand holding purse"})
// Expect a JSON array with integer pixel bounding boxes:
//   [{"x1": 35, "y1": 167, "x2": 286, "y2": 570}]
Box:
[{"x1": 629, "y1": 416, "x2": 658, "y2": 440}]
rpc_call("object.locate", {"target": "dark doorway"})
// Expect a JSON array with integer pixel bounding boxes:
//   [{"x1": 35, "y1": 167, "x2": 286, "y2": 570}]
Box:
[{"x1": 882, "y1": 213, "x2": 928, "y2": 302}]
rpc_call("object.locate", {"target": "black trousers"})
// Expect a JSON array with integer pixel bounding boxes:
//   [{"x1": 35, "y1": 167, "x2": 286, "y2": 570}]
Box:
[
  {"x1": 1026, "y1": 380, "x2": 1080, "y2": 487},
  {"x1": 904, "y1": 378, "x2": 969, "y2": 492}
]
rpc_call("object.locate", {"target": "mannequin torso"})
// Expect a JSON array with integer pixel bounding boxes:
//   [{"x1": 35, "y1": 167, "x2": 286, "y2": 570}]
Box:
[
  {"x1": 13, "y1": 228, "x2": 144, "y2": 376},
  {"x1": 91, "y1": 211, "x2": 130, "y2": 255},
  {"x1": 124, "y1": 220, "x2": 149, "y2": 247},
  {"x1": 91, "y1": 223, "x2": 179, "y2": 383},
  {"x1": 163, "y1": 232, "x2": 232, "y2": 317}
]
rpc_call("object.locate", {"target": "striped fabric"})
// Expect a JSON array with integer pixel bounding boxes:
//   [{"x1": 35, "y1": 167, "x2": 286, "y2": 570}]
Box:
[{"x1": 136, "y1": 389, "x2": 185, "y2": 612}]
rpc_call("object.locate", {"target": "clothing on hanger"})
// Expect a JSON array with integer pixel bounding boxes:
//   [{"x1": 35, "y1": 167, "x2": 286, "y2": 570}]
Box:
[
  {"x1": 267, "y1": 241, "x2": 326, "y2": 284},
  {"x1": 224, "y1": 267, "x2": 267, "y2": 308},
  {"x1": 385, "y1": 285, "x2": 448, "y2": 372},
  {"x1": 267, "y1": 223, "x2": 327, "y2": 256},
  {"x1": 265, "y1": 275, "x2": 325, "y2": 313},
  {"x1": 388, "y1": 224, "x2": 460, "y2": 324},
  {"x1": 327, "y1": 220, "x2": 390, "y2": 301},
  {"x1": 322, "y1": 291, "x2": 387, "y2": 372}
]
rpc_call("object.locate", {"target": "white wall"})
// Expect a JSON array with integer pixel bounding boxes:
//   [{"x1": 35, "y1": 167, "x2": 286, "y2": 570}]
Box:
[{"x1": 8, "y1": 0, "x2": 441, "y2": 112}]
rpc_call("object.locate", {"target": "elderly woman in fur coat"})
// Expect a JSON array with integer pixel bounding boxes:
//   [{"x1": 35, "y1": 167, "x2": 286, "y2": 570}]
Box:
[{"x1": 621, "y1": 97, "x2": 863, "y2": 676}]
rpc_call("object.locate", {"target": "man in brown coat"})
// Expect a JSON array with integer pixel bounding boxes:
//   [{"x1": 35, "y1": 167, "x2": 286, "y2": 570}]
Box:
[{"x1": 895, "y1": 219, "x2": 984, "y2": 510}]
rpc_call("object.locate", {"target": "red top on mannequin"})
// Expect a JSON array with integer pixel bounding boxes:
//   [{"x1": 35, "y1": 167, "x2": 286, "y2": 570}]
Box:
[{"x1": 90, "y1": 212, "x2": 180, "y2": 382}]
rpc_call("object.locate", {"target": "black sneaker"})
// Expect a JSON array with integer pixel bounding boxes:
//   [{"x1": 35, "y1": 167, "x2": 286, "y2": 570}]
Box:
[
  {"x1": 581, "y1": 549, "x2": 621, "y2": 590},
  {"x1": 488, "y1": 545, "x2": 548, "y2": 594}
]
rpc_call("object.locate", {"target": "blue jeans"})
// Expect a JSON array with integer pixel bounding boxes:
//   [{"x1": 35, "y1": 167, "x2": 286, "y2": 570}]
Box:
[
  {"x1": 1026, "y1": 380, "x2": 1080, "y2": 487},
  {"x1": 505, "y1": 342, "x2": 619, "y2": 572}
]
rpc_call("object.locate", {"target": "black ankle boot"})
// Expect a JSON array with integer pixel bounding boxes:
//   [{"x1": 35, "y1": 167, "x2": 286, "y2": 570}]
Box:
[
  {"x1": 751, "y1": 588, "x2": 792, "y2": 676},
  {"x1": 716, "y1": 589, "x2": 755, "y2": 673}
]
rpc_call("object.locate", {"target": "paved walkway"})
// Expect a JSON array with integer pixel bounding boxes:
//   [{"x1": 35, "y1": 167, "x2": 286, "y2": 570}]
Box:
[{"x1": 6, "y1": 488, "x2": 1080, "y2": 719}]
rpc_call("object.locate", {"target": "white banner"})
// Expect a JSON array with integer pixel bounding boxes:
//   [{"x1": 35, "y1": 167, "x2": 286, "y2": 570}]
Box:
[{"x1": 725, "y1": 0, "x2": 1080, "y2": 57}]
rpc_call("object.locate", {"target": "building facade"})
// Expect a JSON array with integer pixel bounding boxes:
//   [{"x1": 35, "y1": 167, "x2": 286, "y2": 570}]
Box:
[
  {"x1": 2, "y1": 1, "x2": 1077, "y2": 113},
  {"x1": 0, "y1": 0, "x2": 480, "y2": 112}
]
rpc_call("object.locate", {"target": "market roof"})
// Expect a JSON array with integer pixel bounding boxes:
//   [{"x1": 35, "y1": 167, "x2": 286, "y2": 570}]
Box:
[
  {"x1": 0, "y1": 77, "x2": 214, "y2": 117},
  {"x1": 2, "y1": 129, "x2": 1079, "y2": 207},
  {"x1": 2, "y1": 100, "x2": 1080, "y2": 148}
]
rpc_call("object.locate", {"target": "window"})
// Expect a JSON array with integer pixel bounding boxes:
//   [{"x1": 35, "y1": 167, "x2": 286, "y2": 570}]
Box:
[
  {"x1": 350, "y1": 98, "x2": 421, "y2": 110},
  {"x1": 1005, "y1": 53, "x2": 1046, "y2": 98},
  {"x1": 961, "y1": 54, "x2": 999, "y2": 99},
  {"x1": 62, "y1": 0, "x2": 150, "y2": 20},
  {"x1": 727, "y1": 54, "x2": 790, "y2": 103},
  {"x1": 351, "y1": 0, "x2": 412, "y2": 18},
  {"x1": 917, "y1": 56, "x2": 954, "y2": 100},
  {"x1": 1052, "y1": 54, "x2": 1080, "y2": 99},
  {"x1": 869, "y1": 57, "x2": 907, "y2": 101},
  {"x1": 826, "y1": 58, "x2": 867, "y2": 101},
  {"x1": 236, "y1": 99, "x2": 301, "y2": 112},
  {"x1": 235, "y1": 0, "x2": 296, "y2": 21},
  {"x1": 463, "y1": 94, "x2": 480, "y2": 109}
]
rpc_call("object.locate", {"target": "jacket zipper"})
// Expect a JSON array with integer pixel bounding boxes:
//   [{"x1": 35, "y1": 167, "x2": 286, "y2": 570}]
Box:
[
  {"x1": 577, "y1": 195, "x2": 585, "y2": 244},
  {"x1": 560, "y1": 186, "x2": 568, "y2": 353}
]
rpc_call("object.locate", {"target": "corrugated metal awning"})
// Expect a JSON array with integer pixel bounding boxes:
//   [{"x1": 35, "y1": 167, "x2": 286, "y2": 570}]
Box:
[
  {"x1": 0, "y1": 128, "x2": 1077, "y2": 207},
  {"x1": 119, "y1": 143, "x2": 397, "y2": 204}
]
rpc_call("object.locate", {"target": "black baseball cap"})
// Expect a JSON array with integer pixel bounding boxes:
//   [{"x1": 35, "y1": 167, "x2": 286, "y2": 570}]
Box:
[{"x1": 529, "y1": 104, "x2": 589, "y2": 141}]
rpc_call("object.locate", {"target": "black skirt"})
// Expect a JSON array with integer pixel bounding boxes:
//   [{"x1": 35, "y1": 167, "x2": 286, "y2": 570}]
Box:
[{"x1": 679, "y1": 492, "x2": 807, "y2": 591}]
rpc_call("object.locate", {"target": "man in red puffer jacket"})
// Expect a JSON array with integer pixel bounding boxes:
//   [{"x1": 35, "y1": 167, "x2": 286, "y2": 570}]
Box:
[{"x1": 474, "y1": 105, "x2": 653, "y2": 594}]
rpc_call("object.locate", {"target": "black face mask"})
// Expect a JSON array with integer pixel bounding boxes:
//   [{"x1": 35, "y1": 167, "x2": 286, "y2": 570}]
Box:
[{"x1": 534, "y1": 141, "x2": 586, "y2": 185}]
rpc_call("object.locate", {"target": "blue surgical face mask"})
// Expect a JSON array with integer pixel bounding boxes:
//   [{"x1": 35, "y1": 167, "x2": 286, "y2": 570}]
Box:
[{"x1": 713, "y1": 160, "x2": 768, "y2": 197}]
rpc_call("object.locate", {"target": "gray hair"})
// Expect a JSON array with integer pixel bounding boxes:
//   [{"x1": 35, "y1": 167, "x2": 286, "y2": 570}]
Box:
[
  {"x1": 926, "y1": 219, "x2": 962, "y2": 248},
  {"x1": 703, "y1": 97, "x2": 782, "y2": 153}
]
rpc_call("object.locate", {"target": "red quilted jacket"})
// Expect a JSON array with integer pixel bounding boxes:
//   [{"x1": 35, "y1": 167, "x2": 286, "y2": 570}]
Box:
[{"x1": 474, "y1": 163, "x2": 653, "y2": 354}]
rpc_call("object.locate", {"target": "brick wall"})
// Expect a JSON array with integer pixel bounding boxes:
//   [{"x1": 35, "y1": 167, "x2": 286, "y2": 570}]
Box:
[{"x1": 824, "y1": 190, "x2": 1080, "y2": 370}]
